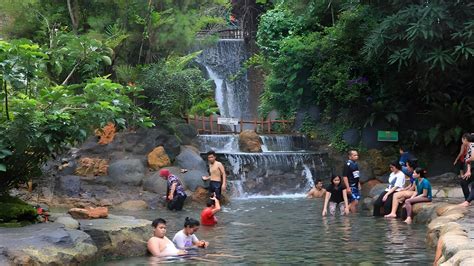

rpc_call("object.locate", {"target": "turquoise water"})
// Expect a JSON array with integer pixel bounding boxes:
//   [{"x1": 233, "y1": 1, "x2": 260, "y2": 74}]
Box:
[{"x1": 98, "y1": 197, "x2": 434, "y2": 265}]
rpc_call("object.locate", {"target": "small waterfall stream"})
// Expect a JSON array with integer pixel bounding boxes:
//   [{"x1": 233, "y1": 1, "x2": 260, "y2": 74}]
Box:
[{"x1": 198, "y1": 135, "x2": 331, "y2": 197}]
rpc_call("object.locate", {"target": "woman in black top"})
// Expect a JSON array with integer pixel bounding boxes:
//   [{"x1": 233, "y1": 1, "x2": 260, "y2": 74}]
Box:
[{"x1": 322, "y1": 175, "x2": 350, "y2": 216}]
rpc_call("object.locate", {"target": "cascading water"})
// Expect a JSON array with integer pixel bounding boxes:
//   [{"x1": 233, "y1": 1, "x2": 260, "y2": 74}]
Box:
[
  {"x1": 197, "y1": 39, "x2": 254, "y2": 120},
  {"x1": 198, "y1": 135, "x2": 331, "y2": 197}
]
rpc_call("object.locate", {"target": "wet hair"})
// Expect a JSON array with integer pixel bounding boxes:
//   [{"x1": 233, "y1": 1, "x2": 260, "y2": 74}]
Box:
[
  {"x1": 152, "y1": 218, "x2": 166, "y2": 228},
  {"x1": 406, "y1": 158, "x2": 418, "y2": 169},
  {"x1": 206, "y1": 199, "x2": 215, "y2": 207},
  {"x1": 184, "y1": 217, "x2": 200, "y2": 228},
  {"x1": 330, "y1": 175, "x2": 341, "y2": 186},
  {"x1": 390, "y1": 160, "x2": 402, "y2": 170},
  {"x1": 207, "y1": 150, "x2": 216, "y2": 157},
  {"x1": 414, "y1": 167, "x2": 427, "y2": 178},
  {"x1": 315, "y1": 179, "x2": 323, "y2": 184},
  {"x1": 347, "y1": 149, "x2": 358, "y2": 157}
]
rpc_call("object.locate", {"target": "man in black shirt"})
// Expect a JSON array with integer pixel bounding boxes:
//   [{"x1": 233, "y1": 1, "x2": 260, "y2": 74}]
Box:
[{"x1": 343, "y1": 150, "x2": 361, "y2": 213}]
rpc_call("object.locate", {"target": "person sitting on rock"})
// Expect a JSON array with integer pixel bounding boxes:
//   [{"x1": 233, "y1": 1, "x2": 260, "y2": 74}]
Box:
[
  {"x1": 399, "y1": 146, "x2": 413, "y2": 175},
  {"x1": 201, "y1": 193, "x2": 221, "y2": 226},
  {"x1": 147, "y1": 218, "x2": 187, "y2": 257},
  {"x1": 159, "y1": 168, "x2": 187, "y2": 211},
  {"x1": 373, "y1": 160, "x2": 405, "y2": 216},
  {"x1": 384, "y1": 159, "x2": 418, "y2": 218},
  {"x1": 307, "y1": 179, "x2": 326, "y2": 198},
  {"x1": 404, "y1": 167, "x2": 432, "y2": 224},
  {"x1": 173, "y1": 217, "x2": 209, "y2": 249},
  {"x1": 322, "y1": 175, "x2": 349, "y2": 216},
  {"x1": 459, "y1": 133, "x2": 474, "y2": 207}
]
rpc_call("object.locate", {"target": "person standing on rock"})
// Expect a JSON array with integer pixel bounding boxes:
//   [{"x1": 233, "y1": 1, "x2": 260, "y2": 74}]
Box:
[
  {"x1": 160, "y1": 168, "x2": 187, "y2": 211},
  {"x1": 202, "y1": 151, "x2": 227, "y2": 200},
  {"x1": 148, "y1": 218, "x2": 187, "y2": 257},
  {"x1": 343, "y1": 150, "x2": 361, "y2": 213},
  {"x1": 459, "y1": 133, "x2": 474, "y2": 207}
]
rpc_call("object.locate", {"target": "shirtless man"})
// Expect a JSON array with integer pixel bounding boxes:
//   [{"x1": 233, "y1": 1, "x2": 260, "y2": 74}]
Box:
[
  {"x1": 306, "y1": 180, "x2": 326, "y2": 198},
  {"x1": 147, "y1": 218, "x2": 186, "y2": 257},
  {"x1": 202, "y1": 151, "x2": 226, "y2": 200}
]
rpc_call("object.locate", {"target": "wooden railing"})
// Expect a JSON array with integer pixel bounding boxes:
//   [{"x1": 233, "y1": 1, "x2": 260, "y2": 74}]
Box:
[
  {"x1": 196, "y1": 28, "x2": 244, "y2": 39},
  {"x1": 186, "y1": 115, "x2": 294, "y2": 134}
]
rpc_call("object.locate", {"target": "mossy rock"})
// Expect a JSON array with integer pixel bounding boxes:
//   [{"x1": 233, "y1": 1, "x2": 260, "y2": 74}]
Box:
[{"x1": 0, "y1": 195, "x2": 37, "y2": 223}]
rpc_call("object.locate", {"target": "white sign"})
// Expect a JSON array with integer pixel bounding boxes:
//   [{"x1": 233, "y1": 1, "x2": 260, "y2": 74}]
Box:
[{"x1": 217, "y1": 117, "x2": 239, "y2": 125}]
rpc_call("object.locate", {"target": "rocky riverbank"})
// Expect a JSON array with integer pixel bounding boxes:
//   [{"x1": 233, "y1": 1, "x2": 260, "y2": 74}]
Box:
[{"x1": 0, "y1": 214, "x2": 152, "y2": 265}]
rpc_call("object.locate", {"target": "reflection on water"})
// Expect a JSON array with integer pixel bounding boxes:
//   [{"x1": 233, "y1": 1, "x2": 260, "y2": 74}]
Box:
[{"x1": 96, "y1": 198, "x2": 434, "y2": 265}]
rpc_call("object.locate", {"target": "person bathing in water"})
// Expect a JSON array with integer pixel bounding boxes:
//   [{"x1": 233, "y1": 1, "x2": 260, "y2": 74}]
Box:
[
  {"x1": 322, "y1": 175, "x2": 349, "y2": 216},
  {"x1": 307, "y1": 179, "x2": 326, "y2": 198},
  {"x1": 173, "y1": 217, "x2": 209, "y2": 249},
  {"x1": 202, "y1": 151, "x2": 227, "y2": 200},
  {"x1": 201, "y1": 193, "x2": 221, "y2": 226},
  {"x1": 147, "y1": 218, "x2": 186, "y2": 257}
]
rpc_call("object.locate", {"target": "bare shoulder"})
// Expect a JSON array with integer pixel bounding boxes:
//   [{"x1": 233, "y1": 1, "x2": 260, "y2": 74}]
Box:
[{"x1": 216, "y1": 161, "x2": 224, "y2": 167}]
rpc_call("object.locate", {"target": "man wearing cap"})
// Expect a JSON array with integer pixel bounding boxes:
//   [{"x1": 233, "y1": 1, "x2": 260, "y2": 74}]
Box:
[{"x1": 159, "y1": 169, "x2": 187, "y2": 211}]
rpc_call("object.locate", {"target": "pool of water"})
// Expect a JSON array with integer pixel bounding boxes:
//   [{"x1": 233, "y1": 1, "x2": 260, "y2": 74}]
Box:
[{"x1": 96, "y1": 197, "x2": 434, "y2": 265}]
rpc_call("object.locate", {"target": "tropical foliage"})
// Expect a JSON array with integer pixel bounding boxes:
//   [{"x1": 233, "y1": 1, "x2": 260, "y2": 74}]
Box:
[{"x1": 256, "y1": 0, "x2": 474, "y2": 147}]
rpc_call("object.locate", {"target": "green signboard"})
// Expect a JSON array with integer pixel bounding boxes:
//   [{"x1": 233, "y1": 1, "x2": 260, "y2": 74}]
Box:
[{"x1": 377, "y1": 131, "x2": 399, "y2": 142}]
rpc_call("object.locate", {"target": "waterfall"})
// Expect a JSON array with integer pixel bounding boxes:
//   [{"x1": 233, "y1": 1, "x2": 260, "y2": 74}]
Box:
[
  {"x1": 197, "y1": 39, "x2": 253, "y2": 119},
  {"x1": 198, "y1": 135, "x2": 331, "y2": 197}
]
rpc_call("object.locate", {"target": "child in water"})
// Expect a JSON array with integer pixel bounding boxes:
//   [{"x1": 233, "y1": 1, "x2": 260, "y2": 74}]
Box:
[{"x1": 322, "y1": 175, "x2": 350, "y2": 216}]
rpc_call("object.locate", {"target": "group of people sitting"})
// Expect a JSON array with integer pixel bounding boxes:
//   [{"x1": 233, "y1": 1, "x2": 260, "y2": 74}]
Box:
[{"x1": 309, "y1": 133, "x2": 474, "y2": 223}]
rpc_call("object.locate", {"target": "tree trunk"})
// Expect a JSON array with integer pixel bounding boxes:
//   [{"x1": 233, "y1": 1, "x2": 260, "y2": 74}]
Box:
[
  {"x1": 3, "y1": 80, "x2": 9, "y2": 121},
  {"x1": 67, "y1": 0, "x2": 79, "y2": 33}
]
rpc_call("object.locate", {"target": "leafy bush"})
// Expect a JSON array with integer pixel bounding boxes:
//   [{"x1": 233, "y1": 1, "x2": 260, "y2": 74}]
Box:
[{"x1": 0, "y1": 195, "x2": 37, "y2": 223}]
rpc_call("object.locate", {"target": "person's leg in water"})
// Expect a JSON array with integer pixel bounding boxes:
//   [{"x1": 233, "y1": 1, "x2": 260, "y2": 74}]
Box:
[
  {"x1": 404, "y1": 197, "x2": 431, "y2": 224},
  {"x1": 339, "y1": 203, "x2": 345, "y2": 215},
  {"x1": 329, "y1": 202, "x2": 337, "y2": 216},
  {"x1": 349, "y1": 186, "x2": 360, "y2": 213},
  {"x1": 373, "y1": 191, "x2": 387, "y2": 216},
  {"x1": 385, "y1": 190, "x2": 415, "y2": 218},
  {"x1": 383, "y1": 192, "x2": 395, "y2": 216},
  {"x1": 167, "y1": 195, "x2": 187, "y2": 211}
]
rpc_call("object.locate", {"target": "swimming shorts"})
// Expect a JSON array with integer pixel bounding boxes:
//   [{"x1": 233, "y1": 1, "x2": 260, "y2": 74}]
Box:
[{"x1": 349, "y1": 186, "x2": 361, "y2": 202}]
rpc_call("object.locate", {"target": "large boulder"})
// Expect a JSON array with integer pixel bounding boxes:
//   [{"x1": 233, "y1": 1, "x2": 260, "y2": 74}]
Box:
[
  {"x1": 361, "y1": 179, "x2": 382, "y2": 197},
  {"x1": 108, "y1": 159, "x2": 145, "y2": 186},
  {"x1": 57, "y1": 175, "x2": 82, "y2": 197},
  {"x1": 142, "y1": 173, "x2": 168, "y2": 194},
  {"x1": 68, "y1": 207, "x2": 109, "y2": 219},
  {"x1": 55, "y1": 216, "x2": 80, "y2": 229},
  {"x1": 77, "y1": 214, "x2": 152, "y2": 257},
  {"x1": 175, "y1": 146, "x2": 207, "y2": 172},
  {"x1": 147, "y1": 146, "x2": 171, "y2": 170},
  {"x1": 75, "y1": 157, "x2": 109, "y2": 177},
  {"x1": 0, "y1": 223, "x2": 97, "y2": 265},
  {"x1": 369, "y1": 183, "x2": 387, "y2": 198},
  {"x1": 239, "y1": 130, "x2": 262, "y2": 152},
  {"x1": 182, "y1": 169, "x2": 209, "y2": 191},
  {"x1": 175, "y1": 123, "x2": 198, "y2": 145}
]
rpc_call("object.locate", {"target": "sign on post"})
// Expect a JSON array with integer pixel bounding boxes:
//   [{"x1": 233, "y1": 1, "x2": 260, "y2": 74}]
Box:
[
  {"x1": 217, "y1": 117, "x2": 239, "y2": 126},
  {"x1": 377, "y1": 131, "x2": 399, "y2": 142}
]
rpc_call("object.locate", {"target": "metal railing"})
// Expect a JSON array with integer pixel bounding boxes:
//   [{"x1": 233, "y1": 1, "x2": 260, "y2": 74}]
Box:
[{"x1": 196, "y1": 28, "x2": 244, "y2": 39}]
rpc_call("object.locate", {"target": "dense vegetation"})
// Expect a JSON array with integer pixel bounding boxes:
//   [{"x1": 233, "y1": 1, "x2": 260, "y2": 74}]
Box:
[
  {"x1": 0, "y1": 0, "x2": 228, "y2": 192},
  {"x1": 256, "y1": 0, "x2": 473, "y2": 150}
]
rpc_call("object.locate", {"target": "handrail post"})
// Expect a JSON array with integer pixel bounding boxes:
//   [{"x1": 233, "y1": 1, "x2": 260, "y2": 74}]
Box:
[
  {"x1": 240, "y1": 118, "x2": 243, "y2": 133},
  {"x1": 210, "y1": 115, "x2": 214, "y2": 134}
]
